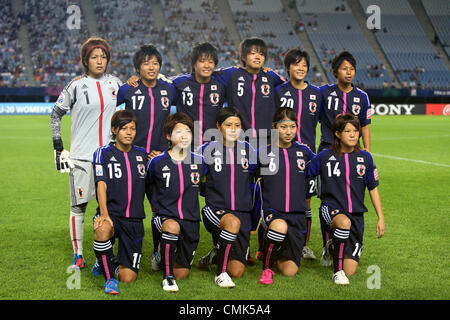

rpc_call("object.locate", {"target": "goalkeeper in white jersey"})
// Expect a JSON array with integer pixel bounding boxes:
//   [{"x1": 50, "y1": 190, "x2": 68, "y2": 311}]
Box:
[{"x1": 50, "y1": 37, "x2": 122, "y2": 269}]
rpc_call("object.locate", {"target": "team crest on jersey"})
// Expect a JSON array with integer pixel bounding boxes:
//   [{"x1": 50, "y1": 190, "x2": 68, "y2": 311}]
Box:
[
  {"x1": 309, "y1": 102, "x2": 317, "y2": 113},
  {"x1": 109, "y1": 87, "x2": 116, "y2": 99},
  {"x1": 191, "y1": 172, "x2": 200, "y2": 184},
  {"x1": 261, "y1": 84, "x2": 270, "y2": 96},
  {"x1": 352, "y1": 104, "x2": 361, "y2": 115},
  {"x1": 297, "y1": 158, "x2": 305, "y2": 170},
  {"x1": 137, "y1": 164, "x2": 146, "y2": 176},
  {"x1": 374, "y1": 168, "x2": 379, "y2": 181},
  {"x1": 210, "y1": 92, "x2": 220, "y2": 105},
  {"x1": 241, "y1": 157, "x2": 249, "y2": 170},
  {"x1": 78, "y1": 187, "x2": 84, "y2": 198},
  {"x1": 161, "y1": 96, "x2": 170, "y2": 109},
  {"x1": 356, "y1": 164, "x2": 366, "y2": 176}
]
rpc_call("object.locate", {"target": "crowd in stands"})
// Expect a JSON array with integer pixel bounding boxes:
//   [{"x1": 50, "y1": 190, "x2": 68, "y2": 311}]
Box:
[{"x1": 0, "y1": 0, "x2": 448, "y2": 91}]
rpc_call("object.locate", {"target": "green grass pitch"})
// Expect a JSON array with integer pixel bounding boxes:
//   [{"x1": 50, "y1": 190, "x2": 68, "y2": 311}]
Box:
[{"x1": 0, "y1": 115, "x2": 449, "y2": 300}]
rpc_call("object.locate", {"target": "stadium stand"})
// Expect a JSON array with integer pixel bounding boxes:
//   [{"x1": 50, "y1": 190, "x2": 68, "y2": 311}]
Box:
[
  {"x1": 0, "y1": 0, "x2": 448, "y2": 91},
  {"x1": 421, "y1": 0, "x2": 450, "y2": 59},
  {"x1": 92, "y1": 0, "x2": 175, "y2": 80},
  {"x1": 24, "y1": 0, "x2": 89, "y2": 87},
  {"x1": 359, "y1": 0, "x2": 450, "y2": 89},
  {"x1": 160, "y1": 0, "x2": 238, "y2": 73},
  {"x1": 0, "y1": 2, "x2": 27, "y2": 87},
  {"x1": 295, "y1": 0, "x2": 392, "y2": 89}
]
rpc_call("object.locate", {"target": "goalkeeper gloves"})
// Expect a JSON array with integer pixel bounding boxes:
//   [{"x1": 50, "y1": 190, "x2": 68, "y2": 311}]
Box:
[{"x1": 53, "y1": 139, "x2": 74, "y2": 173}]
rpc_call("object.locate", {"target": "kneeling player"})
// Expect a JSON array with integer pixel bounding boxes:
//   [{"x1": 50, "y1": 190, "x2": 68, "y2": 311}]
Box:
[
  {"x1": 146, "y1": 112, "x2": 206, "y2": 292},
  {"x1": 92, "y1": 110, "x2": 148, "y2": 294},
  {"x1": 307, "y1": 113, "x2": 385, "y2": 285},
  {"x1": 200, "y1": 107, "x2": 257, "y2": 288},
  {"x1": 257, "y1": 107, "x2": 315, "y2": 284}
]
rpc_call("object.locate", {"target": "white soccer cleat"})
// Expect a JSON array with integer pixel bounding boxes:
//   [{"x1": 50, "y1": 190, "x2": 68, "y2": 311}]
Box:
[
  {"x1": 162, "y1": 276, "x2": 179, "y2": 292},
  {"x1": 302, "y1": 246, "x2": 316, "y2": 260},
  {"x1": 320, "y1": 239, "x2": 333, "y2": 267},
  {"x1": 333, "y1": 270, "x2": 350, "y2": 285},
  {"x1": 214, "y1": 272, "x2": 235, "y2": 288}
]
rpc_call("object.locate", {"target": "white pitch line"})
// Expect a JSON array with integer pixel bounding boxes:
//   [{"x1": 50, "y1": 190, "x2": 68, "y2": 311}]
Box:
[{"x1": 372, "y1": 153, "x2": 450, "y2": 168}]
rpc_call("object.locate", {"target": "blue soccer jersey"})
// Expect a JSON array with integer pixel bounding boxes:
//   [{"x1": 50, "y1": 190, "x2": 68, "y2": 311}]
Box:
[
  {"x1": 216, "y1": 67, "x2": 285, "y2": 137},
  {"x1": 93, "y1": 143, "x2": 148, "y2": 219},
  {"x1": 117, "y1": 80, "x2": 177, "y2": 153},
  {"x1": 172, "y1": 73, "x2": 226, "y2": 148},
  {"x1": 201, "y1": 140, "x2": 257, "y2": 212},
  {"x1": 146, "y1": 151, "x2": 206, "y2": 222},
  {"x1": 258, "y1": 142, "x2": 315, "y2": 213},
  {"x1": 274, "y1": 82, "x2": 321, "y2": 152},
  {"x1": 306, "y1": 149, "x2": 379, "y2": 214},
  {"x1": 319, "y1": 84, "x2": 371, "y2": 147}
]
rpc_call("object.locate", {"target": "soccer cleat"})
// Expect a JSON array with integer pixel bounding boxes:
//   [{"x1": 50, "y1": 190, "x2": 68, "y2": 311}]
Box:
[
  {"x1": 333, "y1": 270, "x2": 350, "y2": 285},
  {"x1": 320, "y1": 239, "x2": 333, "y2": 267},
  {"x1": 302, "y1": 246, "x2": 317, "y2": 260},
  {"x1": 103, "y1": 278, "x2": 120, "y2": 294},
  {"x1": 259, "y1": 268, "x2": 274, "y2": 285},
  {"x1": 71, "y1": 254, "x2": 85, "y2": 269},
  {"x1": 196, "y1": 247, "x2": 217, "y2": 270},
  {"x1": 151, "y1": 251, "x2": 161, "y2": 271},
  {"x1": 162, "y1": 276, "x2": 179, "y2": 292},
  {"x1": 91, "y1": 259, "x2": 102, "y2": 277},
  {"x1": 214, "y1": 272, "x2": 235, "y2": 288}
]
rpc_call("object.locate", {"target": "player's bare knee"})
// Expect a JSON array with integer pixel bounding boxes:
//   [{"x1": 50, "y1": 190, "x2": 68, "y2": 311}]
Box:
[
  {"x1": 228, "y1": 259, "x2": 245, "y2": 278},
  {"x1": 119, "y1": 267, "x2": 137, "y2": 283},
  {"x1": 162, "y1": 219, "x2": 180, "y2": 235},
  {"x1": 174, "y1": 267, "x2": 190, "y2": 280},
  {"x1": 95, "y1": 225, "x2": 113, "y2": 241},
  {"x1": 268, "y1": 218, "x2": 288, "y2": 234},
  {"x1": 221, "y1": 214, "x2": 240, "y2": 233},
  {"x1": 333, "y1": 214, "x2": 351, "y2": 230}
]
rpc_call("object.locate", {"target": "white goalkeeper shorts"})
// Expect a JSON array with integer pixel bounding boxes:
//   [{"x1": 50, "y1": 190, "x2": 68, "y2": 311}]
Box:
[{"x1": 69, "y1": 159, "x2": 96, "y2": 206}]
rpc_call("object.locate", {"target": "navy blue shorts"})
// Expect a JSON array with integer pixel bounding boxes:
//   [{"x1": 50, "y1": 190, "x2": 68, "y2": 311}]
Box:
[
  {"x1": 152, "y1": 215, "x2": 200, "y2": 269},
  {"x1": 319, "y1": 203, "x2": 365, "y2": 262},
  {"x1": 93, "y1": 213, "x2": 144, "y2": 273},
  {"x1": 260, "y1": 209, "x2": 307, "y2": 266},
  {"x1": 201, "y1": 205, "x2": 251, "y2": 265}
]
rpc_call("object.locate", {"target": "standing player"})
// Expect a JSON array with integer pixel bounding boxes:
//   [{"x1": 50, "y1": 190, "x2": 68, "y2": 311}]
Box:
[
  {"x1": 257, "y1": 107, "x2": 315, "y2": 285},
  {"x1": 200, "y1": 107, "x2": 257, "y2": 288},
  {"x1": 92, "y1": 110, "x2": 148, "y2": 294},
  {"x1": 307, "y1": 113, "x2": 385, "y2": 285},
  {"x1": 146, "y1": 112, "x2": 205, "y2": 292},
  {"x1": 173, "y1": 42, "x2": 227, "y2": 150},
  {"x1": 50, "y1": 37, "x2": 122, "y2": 269},
  {"x1": 117, "y1": 44, "x2": 177, "y2": 158},
  {"x1": 317, "y1": 51, "x2": 372, "y2": 266},
  {"x1": 216, "y1": 37, "x2": 286, "y2": 141},
  {"x1": 273, "y1": 48, "x2": 321, "y2": 260}
]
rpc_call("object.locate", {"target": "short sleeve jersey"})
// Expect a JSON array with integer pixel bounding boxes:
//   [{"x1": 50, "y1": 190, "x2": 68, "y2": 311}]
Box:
[
  {"x1": 54, "y1": 74, "x2": 122, "y2": 160},
  {"x1": 172, "y1": 73, "x2": 226, "y2": 148},
  {"x1": 146, "y1": 151, "x2": 206, "y2": 222},
  {"x1": 93, "y1": 143, "x2": 148, "y2": 219},
  {"x1": 201, "y1": 140, "x2": 257, "y2": 212},
  {"x1": 319, "y1": 84, "x2": 371, "y2": 146},
  {"x1": 274, "y1": 82, "x2": 321, "y2": 152},
  {"x1": 117, "y1": 79, "x2": 177, "y2": 153},
  {"x1": 258, "y1": 142, "x2": 315, "y2": 213},
  {"x1": 306, "y1": 149, "x2": 379, "y2": 214},
  {"x1": 216, "y1": 67, "x2": 285, "y2": 137}
]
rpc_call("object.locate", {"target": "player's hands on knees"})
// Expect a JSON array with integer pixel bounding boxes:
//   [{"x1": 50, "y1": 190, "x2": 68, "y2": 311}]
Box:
[
  {"x1": 127, "y1": 76, "x2": 140, "y2": 87},
  {"x1": 94, "y1": 215, "x2": 113, "y2": 231},
  {"x1": 54, "y1": 149, "x2": 74, "y2": 173},
  {"x1": 376, "y1": 217, "x2": 385, "y2": 238}
]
